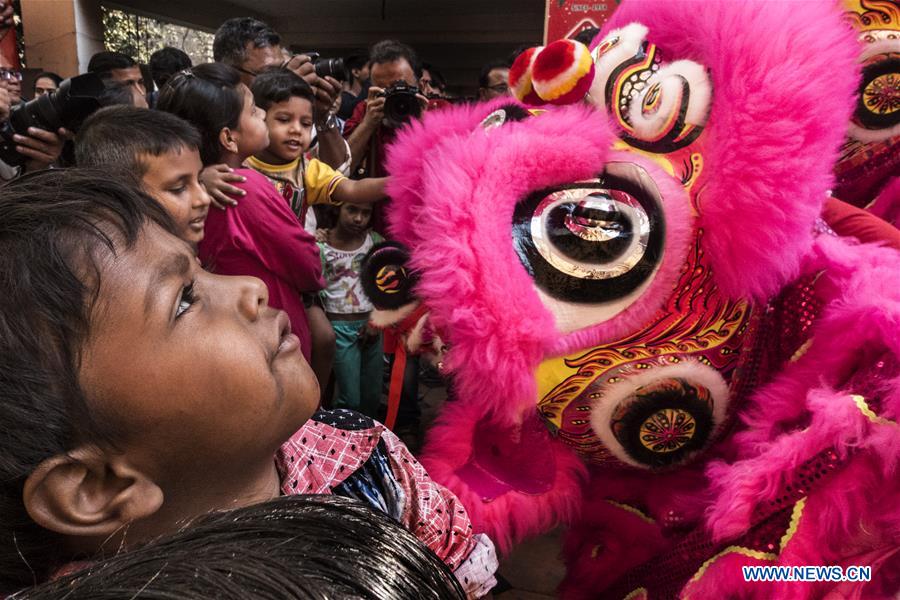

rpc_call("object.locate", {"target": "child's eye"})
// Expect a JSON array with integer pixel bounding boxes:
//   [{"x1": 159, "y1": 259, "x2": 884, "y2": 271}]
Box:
[
  {"x1": 169, "y1": 185, "x2": 187, "y2": 194},
  {"x1": 176, "y1": 282, "x2": 196, "y2": 318}
]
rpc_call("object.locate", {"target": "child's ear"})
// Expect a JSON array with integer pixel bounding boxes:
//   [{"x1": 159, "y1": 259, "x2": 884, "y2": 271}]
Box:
[
  {"x1": 219, "y1": 127, "x2": 239, "y2": 155},
  {"x1": 22, "y1": 447, "x2": 163, "y2": 538}
]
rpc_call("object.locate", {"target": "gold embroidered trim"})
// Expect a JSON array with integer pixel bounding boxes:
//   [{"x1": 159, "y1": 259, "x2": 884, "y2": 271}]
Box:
[
  {"x1": 605, "y1": 499, "x2": 656, "y2": 524},
  {"x1": 852, "y1": 394, "x2": 897, "y2": 427}
]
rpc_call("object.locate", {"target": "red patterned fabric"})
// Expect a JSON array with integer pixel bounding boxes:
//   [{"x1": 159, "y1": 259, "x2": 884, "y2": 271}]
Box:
[{"x1": 276, "y1": 411, "x2": 497, "y2": 596}]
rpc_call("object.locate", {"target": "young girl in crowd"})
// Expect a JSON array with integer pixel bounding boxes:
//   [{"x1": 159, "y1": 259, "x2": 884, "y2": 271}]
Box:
[
  {"x1": 0, "y1": 170, "x2": 497, "y2": 598},
  {"x1": 319, "y1": 202, "x2": 383, "y2": 418},
  {"x1": 156, "y1": 63, "x2": 323, "y2": 364}
]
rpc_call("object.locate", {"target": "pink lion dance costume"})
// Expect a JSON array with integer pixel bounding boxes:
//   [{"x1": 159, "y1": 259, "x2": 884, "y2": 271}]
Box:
[{"x1": 365, "y1": 0, "x2": 900, "y2": 597}]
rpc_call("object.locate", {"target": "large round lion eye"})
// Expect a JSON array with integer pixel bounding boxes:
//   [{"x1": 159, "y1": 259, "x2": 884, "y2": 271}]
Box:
[{"x1": 512, "y1": 162, "x2": 664, "y2": 305}]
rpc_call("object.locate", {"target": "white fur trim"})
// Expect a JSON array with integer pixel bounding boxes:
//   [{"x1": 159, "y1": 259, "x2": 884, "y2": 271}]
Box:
[
  {"x1": 405, "y1": 313, "x2": 430, "y2": 353},
  {"x1": 369, "y1": 302, "x2": 418, "y2": 329},
  {"x1": 627, "y1": 59, "x2": 711, "y2": 141},
  {"x1": 589, "y1": 359, "x2": 730, "y2": 468},
  {"x1": 587, "y1": 23, "x2": 649, "y2": 110}
]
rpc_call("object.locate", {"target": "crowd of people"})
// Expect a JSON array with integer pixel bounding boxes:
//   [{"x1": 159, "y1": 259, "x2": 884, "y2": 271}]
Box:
[
  {"x1": 0, "y1": 14, "x2": 517, "y2": 599},
  {"x1": 0, "y1": 17, "x2": 517, "y2": 438}
]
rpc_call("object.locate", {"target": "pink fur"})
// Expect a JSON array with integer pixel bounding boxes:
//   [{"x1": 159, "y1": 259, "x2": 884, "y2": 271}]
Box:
[
  {"x1": 385, "y1": 98, "x2": 527, "y2": 248},
  {"x1": 419, "y1": 398, "x2": 587, "y2": 553},
  {"x1": 600, "y1": 0, "x2": 861, "y2": 301},
  {"x1": 705, "y1": 236, "x2": 900, "y2": 543}
]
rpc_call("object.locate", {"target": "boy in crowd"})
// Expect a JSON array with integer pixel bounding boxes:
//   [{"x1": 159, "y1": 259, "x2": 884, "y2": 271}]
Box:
[
  {"x1": 0, "y1": 170, "x2": 496, "y2": 598},
  {"x1": 248, "y1": 67, "x2": 387, "y2": 232},
  {"x1": 75, "y1": 105, "x2": 210, "y2": 247}
]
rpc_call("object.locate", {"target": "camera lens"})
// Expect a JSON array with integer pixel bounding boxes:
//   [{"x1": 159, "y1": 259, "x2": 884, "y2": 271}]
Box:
[
  {"x1": 0, "y1": 72, "x2": 108, "y2": 166},
  {"x1": 315, "y1": 58, "x2": 346, "y2": 82},
  {"x1": 382, "y1": 82, "x2": 422, "y2": 128}
]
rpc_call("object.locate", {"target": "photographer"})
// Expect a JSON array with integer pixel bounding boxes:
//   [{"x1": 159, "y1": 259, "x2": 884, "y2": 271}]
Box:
[
  {"x1": 345, "y1": 41, "x2": 424, "y2": 180},
  {"x1": 211, "y1": 17, "x2": 347, "y2": 177},
  {"x1": 0, "y1": 80, "x2": 69, "y2": 182}
]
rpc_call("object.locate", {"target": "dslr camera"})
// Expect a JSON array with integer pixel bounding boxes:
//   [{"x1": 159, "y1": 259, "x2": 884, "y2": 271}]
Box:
[
  {"x1": 380, "y1": 81, "x2": 422, "y2": 129},
  {"x1": 0, "y1": 72, "x2": 106, "y2": 166}
]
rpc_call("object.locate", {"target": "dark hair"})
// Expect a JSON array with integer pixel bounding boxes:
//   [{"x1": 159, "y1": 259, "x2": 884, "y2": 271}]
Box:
[
  {"x1": 33, "y1": 72, "x2": 62, "y2": 88},
  {"x1": 156, "y1": 63, "x2": 244, "y2": 165},
  {"x1": 0, "y1": 168, "x2": 174, "y2": 594},
  {"x1": 369, "y1": 39, "x2": 421, "y2": 78},
  {"x1": 421, "y1": 62, "x2": 446, "y2": 91},
  {"x1": 345, "y1": 53, "x2": 368, "y2": 73},
  {"x1": 15, "y1": 496, "x2": 466, "y2": 600},
  {"x1": 250, "y1": 67, "x2": 314, "y2": 111},
  {"x1": 213, "y1": 17, "x2": 280, "y2": 66},
  {"x1": 87, "y1": 51, "x2": 137, "y2": 75},
  {"x1": 479, "y1": 59, "x2": 511, "y2": 89},
  {"x1": 149, "y1": 47, "x2": 191, "y2": 88},
  {"x1": 344, "y1": 53, "x2": 368, "y2": 84},
  {"x1": 507, "y1": 44, "x2": 532, "y2": 66},
  {"x1": 75, "y1": 105, "x2": 202, "y2": 176},
  {"x1": 573, "y1": 26, "x2": 601, "y2": 46}
]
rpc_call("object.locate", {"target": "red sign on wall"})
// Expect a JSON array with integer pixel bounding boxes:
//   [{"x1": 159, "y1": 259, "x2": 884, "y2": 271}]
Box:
[{"x1": 544, "y1": 0, "x2": 619, "y2": 44}]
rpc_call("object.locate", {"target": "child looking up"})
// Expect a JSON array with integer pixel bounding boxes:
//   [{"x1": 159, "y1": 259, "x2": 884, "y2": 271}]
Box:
[
  {"x1": 0, "y1": 169, "x2": 497, "y2": 598},
  {"x1": 75, "y1": 105, "x2": 210, "y2": 247},
  {"x1": 157, "y1": 63, "x2": 323, "y2": 363},
  {"x1": 319, "y1": 202, "x2": 384, "y2": 418}
]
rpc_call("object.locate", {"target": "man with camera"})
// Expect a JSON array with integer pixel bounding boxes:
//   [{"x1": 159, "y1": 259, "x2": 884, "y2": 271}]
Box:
[
  {"x1": 210, "y1": 17, "x2": 348, "y2": 194},
  {"x1": 0, "y1": 62, "x2": 69, "y2": 181},
  {"x1": 344, "y1": 40, "x2": 436, "y2": 185}
]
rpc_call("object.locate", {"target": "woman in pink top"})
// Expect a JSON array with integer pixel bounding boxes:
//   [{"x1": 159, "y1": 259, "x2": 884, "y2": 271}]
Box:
[{"x1": 158, "y1": 63, "x2": 323, "y2": 361}]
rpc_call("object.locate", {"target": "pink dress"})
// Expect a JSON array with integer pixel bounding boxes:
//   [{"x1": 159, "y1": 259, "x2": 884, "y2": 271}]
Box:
[{"x1": 199, "y1": 169, "x2": 324, "y2": 361}]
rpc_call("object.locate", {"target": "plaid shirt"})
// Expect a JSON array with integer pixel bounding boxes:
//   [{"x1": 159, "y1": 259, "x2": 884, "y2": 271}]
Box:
[{"x1": 277, "y1": 409, "x2": 497, "y2": 598}]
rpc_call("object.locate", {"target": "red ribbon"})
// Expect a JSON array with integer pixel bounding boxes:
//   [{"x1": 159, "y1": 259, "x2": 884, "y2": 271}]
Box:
[{"x1": 378, "y1": 304, "x2": 429, "y2": 430}]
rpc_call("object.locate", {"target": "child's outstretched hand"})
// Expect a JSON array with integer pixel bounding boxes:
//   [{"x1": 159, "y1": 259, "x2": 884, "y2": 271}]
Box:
[{"x1": 200, "y1": 164, "x2": 246, "y2": 210}]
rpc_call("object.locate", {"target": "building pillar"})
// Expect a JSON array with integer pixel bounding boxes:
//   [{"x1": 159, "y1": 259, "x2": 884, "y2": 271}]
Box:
[{"x1": 20, "y1": 0, "x2": 103, "y2": 77}]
